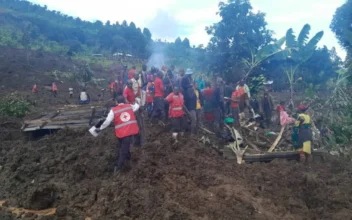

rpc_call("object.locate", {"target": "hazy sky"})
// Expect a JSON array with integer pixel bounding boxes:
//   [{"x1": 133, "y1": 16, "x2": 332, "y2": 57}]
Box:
[{"x1": 29, "y1": 0, "x2": 346, "y2": 59}]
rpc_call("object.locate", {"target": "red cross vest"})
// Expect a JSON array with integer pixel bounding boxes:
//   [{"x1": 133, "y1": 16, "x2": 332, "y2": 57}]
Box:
[
  {"x1": 167, "y1": 93, "x2": 184, "y2": 118},
  {"x1": 112, "y1": 104, "x2": 139, "y2": 138}
]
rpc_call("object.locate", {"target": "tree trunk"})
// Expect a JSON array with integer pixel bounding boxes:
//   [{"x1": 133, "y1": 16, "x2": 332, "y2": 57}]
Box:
[{"x1": 289, "y1": 82, "x2": 295, "y2": 109}]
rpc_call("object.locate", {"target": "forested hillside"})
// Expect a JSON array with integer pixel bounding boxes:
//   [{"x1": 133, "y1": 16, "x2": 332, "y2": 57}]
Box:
[{"x1": 0, "y1": 0, "x2": 153, "y2": 57}]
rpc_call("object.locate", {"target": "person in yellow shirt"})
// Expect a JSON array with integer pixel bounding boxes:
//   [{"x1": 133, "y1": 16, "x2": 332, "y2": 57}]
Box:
[
  {"x1": 194, "y1": 82, "x2": 203, "y2": 133},
  {"x1": 292, "y1": 104, "x2": 312, "y2": 162}
]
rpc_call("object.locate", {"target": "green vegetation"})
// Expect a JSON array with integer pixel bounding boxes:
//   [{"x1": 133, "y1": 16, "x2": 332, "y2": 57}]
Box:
[
  {"x1": 0, "y1": 0, "x2": 153, "y2": 57},
  {"x1": 0, "y1": 93, "x2": 31, "y2": 118}
]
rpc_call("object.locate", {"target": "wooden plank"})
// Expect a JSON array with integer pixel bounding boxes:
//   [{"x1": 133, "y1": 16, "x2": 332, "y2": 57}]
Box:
[{"x1": 45, "y1": 119, "x2": 90, "y2": 125}]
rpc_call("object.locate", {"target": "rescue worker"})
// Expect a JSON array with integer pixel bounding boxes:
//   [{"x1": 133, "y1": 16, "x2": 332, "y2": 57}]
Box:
[
  {"x1": 95, "y1": 96, "x2": 140, "y2": 174},
  {"x1": 292, "y1": 105, "x2": 312, "y2": 162},
  {"x1": 123, "y1": 80, "x2": 135, "y2": 104},
  {"x1": 259, "y1": 90, "x2": 274, "y2": 128},
  {"x1": 165, "y1": 86, "x2": 185, "y2": 140},
  {"x1": 79, "y1": 88, "x2": 90, "y2": 104},
  {"x1": 52, "y1": 82, "x2": 58, "y2": 97},
  {"x1": 146, "y1": 75, "x2": 155, "y2": 118},
  {"x1": 152, "y1": 71, "x2": 165, "y2": 123},
  {"x1": 32, "y1": 83, "x2": 38, "y2": 93}
]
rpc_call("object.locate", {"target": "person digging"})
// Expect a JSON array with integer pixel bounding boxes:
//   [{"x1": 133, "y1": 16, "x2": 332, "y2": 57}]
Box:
[{"x1": 95, "y1": 95, "x2": 140, "y2": 175}]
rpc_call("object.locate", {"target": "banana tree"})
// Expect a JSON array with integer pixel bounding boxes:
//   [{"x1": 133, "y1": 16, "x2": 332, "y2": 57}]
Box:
[
  {"x1": 242, "y1": 37, "x2": 286, "y2": 79},
  {"x1": 284, "y1": 24, "x2": 324, "y2": 108}
]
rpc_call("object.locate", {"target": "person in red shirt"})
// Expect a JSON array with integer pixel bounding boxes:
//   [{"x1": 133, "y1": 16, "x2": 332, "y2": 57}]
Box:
[
  {"x1": 95, "y1": 95, "x2": 140, "y2": 175},
  {"x1": 32, "y1": 83, "x2": 38, "y2": 93},
  {"x1": 52, "y1": 82, "x2": 58, "y2": 97},
  {"x1": 165, "y1": 86, "x2": 184, "y2": 140},
  {"x1": 146, "y1": 76, "x2": 155, "y2": 118},
  {"x1": 128, "y1": 66, "x2": 136, "y2": 79},
  {"x1": 110, "y1": 81, "x2": 117, "y2": 100},
  {"x1": 230, "y1": 86, "x2": 240, "y2": 126},
  {"x1": 202, "y1": 82, "x2": 215, "y2": 123},
  {"x1": 123, "y1": 80, "x2": 135, "y2": 104},
  {"x1": 152, "y1": 71, "x2": 165, "y2": 122}
]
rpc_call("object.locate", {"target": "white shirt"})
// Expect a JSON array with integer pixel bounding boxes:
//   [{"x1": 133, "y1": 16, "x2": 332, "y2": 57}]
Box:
[
  {"x1": 99, "y1": 103, "x2": 140, "y2": 131},
  {"x1": 80, "y1": 92, "x2": 88, "y2": 101}
]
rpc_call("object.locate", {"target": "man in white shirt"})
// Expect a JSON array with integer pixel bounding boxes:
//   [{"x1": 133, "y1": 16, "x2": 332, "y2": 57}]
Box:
[
  {"x1": 79, "y1": 88, "x2": 90, "y2": 104},
  {"x1": 96, "y1": 96, "x2": 140, "y2": 174}
]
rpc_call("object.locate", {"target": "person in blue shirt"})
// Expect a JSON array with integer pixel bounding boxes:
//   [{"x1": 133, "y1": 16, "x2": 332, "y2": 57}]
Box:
[{"x1": 196, "y1": 75, "x2": 205, "y2": 91}]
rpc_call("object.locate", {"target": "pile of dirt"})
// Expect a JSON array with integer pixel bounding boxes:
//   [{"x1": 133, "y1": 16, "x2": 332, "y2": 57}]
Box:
[{"x1": 1, "y1": 124, "x2": 352, "y2": 220}]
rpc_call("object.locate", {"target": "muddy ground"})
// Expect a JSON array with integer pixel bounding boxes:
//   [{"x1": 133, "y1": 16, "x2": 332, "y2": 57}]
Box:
[
  {"x1": 0, "y1": 119, "x2": 352, "y2": 220},
  {"x1": 0, "y1": 46, "x2": 119, "y2": 113},
  {"x1": 1, "y1": 47, "x2": 352, "y2": 219}
]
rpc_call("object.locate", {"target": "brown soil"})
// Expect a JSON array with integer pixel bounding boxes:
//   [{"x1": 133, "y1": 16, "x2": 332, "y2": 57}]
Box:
[
  {"x1": 0, "y1": 121, "x2": 352, "y2": 220},
  {"x1": 1, "y1": 47, "x2": 352, "y2": 220}
]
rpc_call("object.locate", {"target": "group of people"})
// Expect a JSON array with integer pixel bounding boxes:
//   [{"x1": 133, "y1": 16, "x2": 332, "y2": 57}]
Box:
[
  {"x1": 32, "y1": 82, "x2": 91, "y2": 104},
  {"x1": 106, "y1": 65, "x2": 270, "y2": 141}
]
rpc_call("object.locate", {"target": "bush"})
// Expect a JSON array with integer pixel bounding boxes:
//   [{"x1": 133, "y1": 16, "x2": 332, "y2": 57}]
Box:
[{"x1": 0, "y1": 93, "x2": 31, "y2": 117}]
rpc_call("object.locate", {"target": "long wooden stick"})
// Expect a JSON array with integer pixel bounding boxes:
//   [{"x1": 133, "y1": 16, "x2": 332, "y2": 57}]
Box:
[{"x1": 268, "y1": 126, "x2": 285, "y2": 152}]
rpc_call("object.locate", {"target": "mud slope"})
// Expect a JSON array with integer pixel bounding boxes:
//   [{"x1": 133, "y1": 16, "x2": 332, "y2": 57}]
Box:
[{"x1": 0, "y1": 125, "x2": 352, "y2": 220}]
